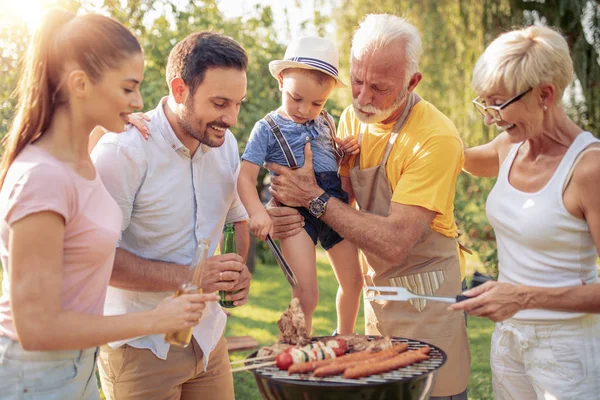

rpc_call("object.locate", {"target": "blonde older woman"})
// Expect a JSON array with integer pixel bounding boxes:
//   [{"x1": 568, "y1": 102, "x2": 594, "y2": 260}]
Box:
[{"x1": 450, "y1": 26, "x2": 600, "y2": 399}]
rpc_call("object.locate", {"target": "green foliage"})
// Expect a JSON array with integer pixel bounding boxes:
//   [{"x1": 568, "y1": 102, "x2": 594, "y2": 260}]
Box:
[
  {"x1": 0, "y1": 20, "x2": 29, "y2": 144},
  {"x1": 454, "y1": 174, "x2": 499, "y2": 277},
  {"x1": 94, "y1": 0, "x2": 287, "y2": 148},
  {"x1": 0, "y1": 1, "x2": 82, "y2": 144}
]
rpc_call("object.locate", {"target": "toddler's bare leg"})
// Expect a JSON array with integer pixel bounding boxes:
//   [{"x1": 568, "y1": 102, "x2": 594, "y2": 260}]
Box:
[
  {"x1": 326, "y1": 240, "x2": 363, "y2": 334},
  {"x1": 280, "y1": 230, "x2": 318, "y2": 334}
]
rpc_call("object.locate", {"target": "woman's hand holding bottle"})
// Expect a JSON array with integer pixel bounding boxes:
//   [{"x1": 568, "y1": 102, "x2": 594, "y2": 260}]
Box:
[{"x1": 151, "y1": 292, "x2": 218, "y2": 334}]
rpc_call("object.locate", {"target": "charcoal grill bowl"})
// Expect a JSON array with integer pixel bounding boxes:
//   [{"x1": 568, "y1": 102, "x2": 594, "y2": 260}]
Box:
[{"x1": 247, "y1": 336, "x2": 446, "y2": 400}]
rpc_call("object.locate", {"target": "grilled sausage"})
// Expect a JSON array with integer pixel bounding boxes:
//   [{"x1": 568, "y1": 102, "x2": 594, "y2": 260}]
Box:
[
  {"x1": 343, "y1": 346, "x2": 431, "y2": 379},
  {"x1": 288, "y1": 349, "x2": 372, "y2": 374},
  {"x1": 288, "y1": 342, "x2": 407, "y2": 375},
  {"x1": 313, "y1": 351, "x2": 395, "y2": 377},
  {"x1": 312, "y1": 343, "x2": 409, "y2": 377}
]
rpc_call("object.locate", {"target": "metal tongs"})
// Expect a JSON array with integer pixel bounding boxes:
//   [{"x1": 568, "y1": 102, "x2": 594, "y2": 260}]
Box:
[
  {"x1": 365, "y1": 286, "x2": 469, "y2": 304},
  {"x1": 266, "y1": 234, "x2": 298, "y2": 288}
]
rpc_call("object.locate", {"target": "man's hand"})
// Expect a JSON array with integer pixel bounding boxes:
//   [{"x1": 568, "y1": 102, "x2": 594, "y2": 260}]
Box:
[
  {"x1": 200, "y1": 253, "x2": 246, "y2": 293},
  {"x1": 249, "y1": 210, "x2": 272, "y2": 241},
  {"x1": 223, "y1": 265, "x2": 252, "y2": 307},
  {"x1": 448, "y1": 281, "x2": 527, "y2": 322},
  {"x1": 266, "y1": 143, "x2": 323, "y2": 208},
  {"x1": 265, "y1": 204, "x2": 304, "y2": 240},
  {"x1": 127, "y1": 112, "x2": 151, "y2": 140},
  {"x1": 335, "y1": 137, "x2": 360, "y2": 166}
]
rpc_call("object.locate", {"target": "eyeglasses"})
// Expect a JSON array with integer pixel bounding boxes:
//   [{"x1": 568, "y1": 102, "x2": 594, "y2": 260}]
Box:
[{"x1": 472, "y1": 88, "x2": 532, "y2": 122}]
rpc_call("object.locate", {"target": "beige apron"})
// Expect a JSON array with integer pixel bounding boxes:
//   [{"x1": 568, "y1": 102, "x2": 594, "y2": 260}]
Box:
[{"x1": 349, "y1": 93, "x2": 470, "y2": 397}]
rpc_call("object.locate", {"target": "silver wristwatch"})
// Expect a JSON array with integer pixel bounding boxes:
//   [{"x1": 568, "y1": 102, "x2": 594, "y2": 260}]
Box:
[{"x1": 308, "y1": 192, "x2": 330, "y2": 219}]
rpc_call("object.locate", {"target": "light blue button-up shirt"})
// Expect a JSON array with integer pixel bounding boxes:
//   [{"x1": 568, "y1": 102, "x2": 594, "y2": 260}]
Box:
[{"x1": 91, "y1": 97, "x2": 247, "y2": 369}]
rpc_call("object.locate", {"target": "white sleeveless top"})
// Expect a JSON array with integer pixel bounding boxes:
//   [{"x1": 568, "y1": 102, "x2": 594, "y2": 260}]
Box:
[{"x1": 486, "y1": 131, "x2": 599, "y2": 321}]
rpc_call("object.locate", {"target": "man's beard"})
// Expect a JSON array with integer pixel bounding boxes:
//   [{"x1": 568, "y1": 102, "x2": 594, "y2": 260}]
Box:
[
  {"x1": 352, "y1": 85, "x2": 408, "y2": 124},
  {"x1": 178, "y1": 98, "x2": 230, "y2": 148}
]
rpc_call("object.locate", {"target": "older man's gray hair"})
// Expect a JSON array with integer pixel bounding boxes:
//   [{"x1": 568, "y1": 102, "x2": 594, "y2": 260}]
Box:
[{"x1": 351, "y1": 14, "x2": 422, "y2": 83}]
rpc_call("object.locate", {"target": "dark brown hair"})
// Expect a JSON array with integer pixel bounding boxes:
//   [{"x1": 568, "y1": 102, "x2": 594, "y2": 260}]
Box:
[
  {"x1": 0, "y1": 8, "x2": 142, "y2": 188},
  {"x1": 166, "y1": 31, "x2": 248, "y2": 95}
]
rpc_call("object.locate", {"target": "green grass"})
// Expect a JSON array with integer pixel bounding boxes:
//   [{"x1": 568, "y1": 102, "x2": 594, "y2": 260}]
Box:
[
  {"x1": 227, "y1": 249, "x2": 495, "y2": 400},
  {"x1": 0, "y1": 251, "x2": 495, "y2": 400}
]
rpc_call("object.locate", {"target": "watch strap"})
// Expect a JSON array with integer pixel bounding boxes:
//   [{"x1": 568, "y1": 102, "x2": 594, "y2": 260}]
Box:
[{"x1": 318, "y1": 192, "x2": 331, "y2": 203}]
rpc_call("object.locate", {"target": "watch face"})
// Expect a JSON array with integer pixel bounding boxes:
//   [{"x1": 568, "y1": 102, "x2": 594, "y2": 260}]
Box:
[{"x1": 309, "y1": 198, "x2": 326, "y2": 217}]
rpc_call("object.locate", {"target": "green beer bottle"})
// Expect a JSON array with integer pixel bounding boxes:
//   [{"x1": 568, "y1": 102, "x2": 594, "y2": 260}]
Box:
[{"x1": 219, "y1": 223, "x2": 238, "y2": 308}]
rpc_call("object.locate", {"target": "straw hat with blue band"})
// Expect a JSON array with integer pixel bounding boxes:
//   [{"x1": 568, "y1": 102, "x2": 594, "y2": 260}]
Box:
[{"x1": 269, "y1": 36, "x2": 347, "y2": 88}]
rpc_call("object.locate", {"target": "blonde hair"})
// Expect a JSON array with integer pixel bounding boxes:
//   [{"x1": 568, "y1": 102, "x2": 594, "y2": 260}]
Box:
[
  {"x1": 472, "y1": 26, "x2": 573, "y2": 102},
  {"x1": 351, "y1": 14, "x2": 422, "y2": 82},
  {"x1": 0, "y1": 8, "x2": 141, "y2": 189}
]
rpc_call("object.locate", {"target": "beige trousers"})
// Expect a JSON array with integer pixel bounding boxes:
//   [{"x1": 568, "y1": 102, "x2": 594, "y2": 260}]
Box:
[{"x1": 98, "y1": 336, "x2": 234, "y2": 400}]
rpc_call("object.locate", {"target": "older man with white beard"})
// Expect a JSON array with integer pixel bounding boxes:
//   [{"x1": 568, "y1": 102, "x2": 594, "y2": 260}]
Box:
[{"x1": 266, "y1": 14, "x2": 470, "y2": 399}]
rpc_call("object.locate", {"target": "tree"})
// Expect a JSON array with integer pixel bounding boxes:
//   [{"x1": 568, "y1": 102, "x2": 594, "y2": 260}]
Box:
[
  {"x1": 487, "y1": 0, "x2": 600, "y2": 133},
  {"x1": 0, "y1": 20, "x2": 30, "y2": 141},
  {"x1": 0, "y1": 1, "x2": 83, "y2": 143}
]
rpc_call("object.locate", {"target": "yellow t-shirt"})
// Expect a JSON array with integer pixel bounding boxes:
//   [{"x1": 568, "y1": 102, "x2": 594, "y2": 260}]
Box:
[{"x1": 338, "y1": 100, "x2": 465, "y2": 277}]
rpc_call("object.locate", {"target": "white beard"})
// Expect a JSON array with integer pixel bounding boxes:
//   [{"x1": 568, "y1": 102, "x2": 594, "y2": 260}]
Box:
[{"x1": 352, "y1": 86, "x2": 408, "y2": 124}]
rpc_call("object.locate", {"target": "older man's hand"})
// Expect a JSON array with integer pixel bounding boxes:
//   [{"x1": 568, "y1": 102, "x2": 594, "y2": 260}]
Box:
[
  {"x1": 448, "y1": 281, "x2": 526, "y2": 322},
  {"x1": 265, "y1": 202, "x2": 304, "y2": 240},
  {"x1": 266, "y1": 143, "x2": 323, "y2": 208},
  {"x1": 200, "y1": 253, "x2": 245, "y2": 293}
]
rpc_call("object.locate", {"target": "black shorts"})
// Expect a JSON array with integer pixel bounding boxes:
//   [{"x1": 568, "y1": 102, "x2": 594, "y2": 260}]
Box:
[{"x1": 288, "y1": 171, "x2": 348, "y2": 250}]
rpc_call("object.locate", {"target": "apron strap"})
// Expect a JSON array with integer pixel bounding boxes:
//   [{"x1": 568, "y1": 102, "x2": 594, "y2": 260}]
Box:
[
  {"x1": 354, "y1": 93, "x2": 421, "y2": 212},
  {"x1": 379, "y1": 92, "x2": 421, "y2": 167},
  {"x1": 264, "y1": 114, "x2": 298, "y2": 169},
  {"x1": 354, "y1": 93, "x2": 421, "y2": 168}
]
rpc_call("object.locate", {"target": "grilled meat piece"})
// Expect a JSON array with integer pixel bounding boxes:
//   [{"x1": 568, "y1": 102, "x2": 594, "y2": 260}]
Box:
[
  {"x1": 257, "y1": 342, "x2": 293, "y2": 358},
  {"x1": 277, "y1": 298, "x2": 311, "y2": 345},
  {"x1": 331, "y1": 334, "x2": 393, "y2": 352}
]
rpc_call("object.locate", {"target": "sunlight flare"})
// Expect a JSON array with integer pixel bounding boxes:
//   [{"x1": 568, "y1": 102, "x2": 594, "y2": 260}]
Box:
[{"x1": 0, "y1": 0, "x2": 44, "y2": 28}]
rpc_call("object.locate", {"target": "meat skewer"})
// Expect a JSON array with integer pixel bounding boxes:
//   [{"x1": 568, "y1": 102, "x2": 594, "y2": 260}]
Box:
[
  {"x1": 275, "y1": 339, "x2": 347, "y2": 370},
  {"x1": 231, "y1": 361, "x2": 277, "y2": 373},
  {"x1": 230, "y1": 355, "x2": 275, "y2": 365}
]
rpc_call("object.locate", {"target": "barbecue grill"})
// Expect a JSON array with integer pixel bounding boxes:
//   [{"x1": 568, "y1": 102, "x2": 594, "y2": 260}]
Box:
[{"x1": 247, "y1": 336, "x2": 447, "y2": 400}]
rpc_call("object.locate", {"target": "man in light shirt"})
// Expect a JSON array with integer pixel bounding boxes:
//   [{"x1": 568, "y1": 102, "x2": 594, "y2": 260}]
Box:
[{"x1": 91, "y1": 31, "x2": 251, "y2": 400}]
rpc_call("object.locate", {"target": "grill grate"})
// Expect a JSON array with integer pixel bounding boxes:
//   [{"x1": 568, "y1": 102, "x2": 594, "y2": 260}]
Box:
[{"x1": 250, "y1": 336, "x2": 446, "y2": 386}]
